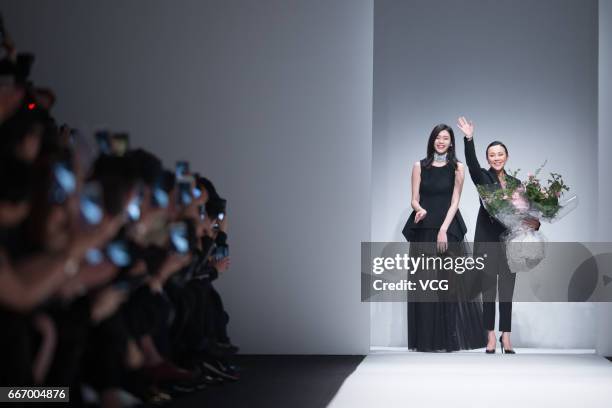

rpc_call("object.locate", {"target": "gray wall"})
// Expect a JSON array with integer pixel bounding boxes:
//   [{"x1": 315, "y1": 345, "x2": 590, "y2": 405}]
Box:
[
  {"x1": 597, "y1": 0, "x2": 612, "y2": 356},
  {"x1": 0, "y1": 0, "x2": 373, "y2": 354},
  {"x1": 599, "y1": 0, "x2": 612, "y2": 242},
  {"x1": 371, "y1": 0, "x2": 599, "y2": 349}
]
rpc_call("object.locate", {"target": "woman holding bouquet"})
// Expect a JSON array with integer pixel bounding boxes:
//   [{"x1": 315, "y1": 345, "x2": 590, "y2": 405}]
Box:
[
  {"x1": 458, "y1": 116, "x2": 539, "y2": 354},
  {"x1": 402, "y1": 124, "x2": 486, "y2": 352}
]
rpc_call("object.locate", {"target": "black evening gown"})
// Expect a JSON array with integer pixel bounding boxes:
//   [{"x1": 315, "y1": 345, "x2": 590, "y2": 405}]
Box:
[{"x1": 402, "y1": 159, "x2": 487, "y2": 351}]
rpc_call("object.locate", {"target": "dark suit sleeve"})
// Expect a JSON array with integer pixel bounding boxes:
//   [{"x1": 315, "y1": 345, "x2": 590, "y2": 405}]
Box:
[{"x1": 464, "y1": 137, "x2": 487, "y2": 185}]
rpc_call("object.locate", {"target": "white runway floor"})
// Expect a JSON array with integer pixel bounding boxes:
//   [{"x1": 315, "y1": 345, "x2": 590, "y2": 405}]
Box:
[{"x1": 327, "y1": 349, "x2": 612, "y2": 408}]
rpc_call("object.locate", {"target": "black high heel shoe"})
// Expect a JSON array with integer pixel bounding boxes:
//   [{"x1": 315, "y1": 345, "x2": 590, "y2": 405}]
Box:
[{"x1": 499, "y1": 334, "x2": 516, "y2": 354}]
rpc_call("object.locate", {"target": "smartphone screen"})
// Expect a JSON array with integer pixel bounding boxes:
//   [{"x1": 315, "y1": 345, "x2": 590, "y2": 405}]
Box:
[
  {"x1": 169, "y1": 222, "x2": 190, "y2": 254},
  {"x1": 126, "y1": 188, "x2": 143, "y2": 221},
  {"x1": 152, "y1": 186, "x2": 169, "y2": 209},
  {"x1": 214, "y1": 245, "x2": 229, "y2": 261},
  {"x1": 175, "y1": 161, "x2": 190, "y2": 179},
  {"x1": 85, "y1": 248, "x2": 104, "y2": 265},
  {"x1": 95, "y1": 130, "x2": 112, "y2": 155},
  {"x1": 80, "y1": 182, "x2": 104, "y2": 225},
  {"x1": 106, "y1": 241, "x2": 132, "y2": 267},
  {"x1": 178, "y1": 181, "x2": 193, "y2": 205},
  {"x1": 49, "y1": 162, "x2": 76, "y2": 204}
]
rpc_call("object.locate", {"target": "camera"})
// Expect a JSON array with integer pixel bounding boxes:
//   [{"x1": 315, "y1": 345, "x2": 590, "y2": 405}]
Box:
[
  {"x1": 15, "y1": 53, "x2": 34, "y2": 83},
  {"x1": 206, "y1": 197, "x2": 226, "y2": 229},
  {"x1": 206, "y1": 197, "x2": 226, "y2": 219}
]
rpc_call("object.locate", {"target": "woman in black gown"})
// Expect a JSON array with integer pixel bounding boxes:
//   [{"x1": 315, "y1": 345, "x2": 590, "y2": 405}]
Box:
[
  {"x1": 457, "y1": 116, "x2": 539, "y2": 354},
  {"x1": 402, "y1": 124, "x2": 486, "y2": 352}
]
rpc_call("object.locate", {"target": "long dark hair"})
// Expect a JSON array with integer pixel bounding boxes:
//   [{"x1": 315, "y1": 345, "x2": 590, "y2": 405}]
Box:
[{"x1": 422, "y1": 124, "x2": 459, "y2": 169}]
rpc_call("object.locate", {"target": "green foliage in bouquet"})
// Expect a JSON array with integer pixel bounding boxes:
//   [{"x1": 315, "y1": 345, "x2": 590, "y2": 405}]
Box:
[
  {"x1": 524, "y1": 161, "x2": 570, "y2": 219},
  {"x1": 476, "y1": 160, "x2": 573, "y2": 225}
]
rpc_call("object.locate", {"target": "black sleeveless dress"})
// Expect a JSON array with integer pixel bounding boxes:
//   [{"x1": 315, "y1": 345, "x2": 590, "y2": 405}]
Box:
[{"x1": 402, "y1": 160, "x2": 486, "y2": 351}]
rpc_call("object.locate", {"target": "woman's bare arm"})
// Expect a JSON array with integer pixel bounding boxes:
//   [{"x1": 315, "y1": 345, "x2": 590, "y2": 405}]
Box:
[
  {"x1": 411, "y1": 161, "x2": 428, "y2": 224},
  {"x1": 411, "y1": 161, "x2": 422, "y2": 211},
  {"x1": 440, "y1": 163, "x2": 465, "y2": 233}
]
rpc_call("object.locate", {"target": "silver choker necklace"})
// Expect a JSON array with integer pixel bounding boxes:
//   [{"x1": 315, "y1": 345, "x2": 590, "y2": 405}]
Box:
[{"x1": 433, "y1": 152, "x2": 448, "y2": 162}]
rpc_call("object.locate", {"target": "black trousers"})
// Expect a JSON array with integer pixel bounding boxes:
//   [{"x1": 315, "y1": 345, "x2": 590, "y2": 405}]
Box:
[
  {"x1": 480, "y1": 242, "x2": 516, "y2": 332},
  {"x1": 483, "y1": 299, "x2": 514, "y2": 332}
]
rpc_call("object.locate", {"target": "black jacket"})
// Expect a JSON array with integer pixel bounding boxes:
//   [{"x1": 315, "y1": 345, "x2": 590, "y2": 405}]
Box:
[{"x1": 464, "y1": 137, "x2": 519, "y2": 243}]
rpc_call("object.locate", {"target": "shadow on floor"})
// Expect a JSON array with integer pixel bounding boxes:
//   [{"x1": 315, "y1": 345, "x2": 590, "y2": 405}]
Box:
[{"x1": 168, "y1": 354, "x2": 366, "y2": 408}]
